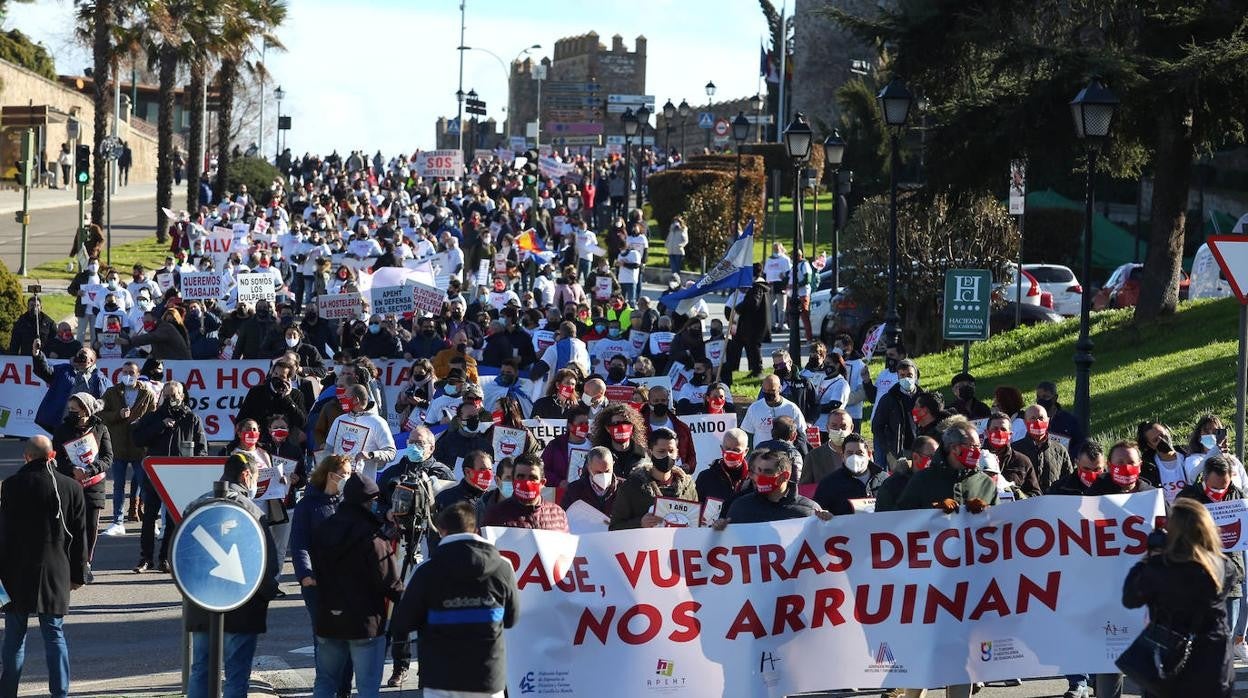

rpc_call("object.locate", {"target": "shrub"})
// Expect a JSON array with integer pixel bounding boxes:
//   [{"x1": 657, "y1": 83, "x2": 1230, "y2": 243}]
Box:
[
  {"x1": 740, "y1": 143, "x2": 825, "y2": 197},
  {"x1": 647, "y1": 168, "x2": 766, "y2": 264},
  {"x1": 0, "y1": 258, "x2": 28, "y2": 351},
  {"x1": 0, "y1": 30, "x2": 56, "y2": 81},
  {"x1": 648, "y1": 159, "x2": 766, "y2": 236},
  {"x1": 225, "y1": 157, "x2": 282, "y2": 206}
]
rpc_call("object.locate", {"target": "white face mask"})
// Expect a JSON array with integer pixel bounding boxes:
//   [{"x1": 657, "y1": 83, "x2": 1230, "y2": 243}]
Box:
[
  {"x1": 827, "y1": 428, "x2": 849, "y2": 447},
  {"x1": 285, "y1": 338, "x2": 299, "y2": 348},
  {"x1": 591, "y1": 471, "x2": 613, "y2": 490},
  {"x1": 845, "y1": 453, "x2": 869, "y2": 475},
  {"x1": 120, "y1": 374, "x2": 136, "y2": 387}
]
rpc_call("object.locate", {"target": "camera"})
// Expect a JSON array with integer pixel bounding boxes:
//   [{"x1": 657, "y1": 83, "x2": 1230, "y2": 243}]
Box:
[
  {"x1": 26, "y1": 284, "x2": 41, "y2": 294},
  {"x1": 1147, "y1": 528, "x2": 1167, "y2": 551}
]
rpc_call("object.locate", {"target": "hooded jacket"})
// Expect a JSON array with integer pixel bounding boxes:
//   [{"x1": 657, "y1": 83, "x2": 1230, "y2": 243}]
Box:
[
  {"x1": 309, "y1": 502, "x2": 403, "y2": 639},
  {"x1": 391, "y1": 534, "x2": 518, "y2": 693},
  {"x1": 609, "y1": 462, "x2": 697, "y2": 530},
  {"x1": 324, "y1": 400, "x2": 396, "y2": 481}
]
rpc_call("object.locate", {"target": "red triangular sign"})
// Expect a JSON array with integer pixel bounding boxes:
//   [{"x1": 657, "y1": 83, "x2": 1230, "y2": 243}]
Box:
[
  {"x1": 142, "y1": 456, "x2": 226, "y2": 523},
  {"x1": 1206, "y1": 236, "x2": 1248, "y2": 304}
]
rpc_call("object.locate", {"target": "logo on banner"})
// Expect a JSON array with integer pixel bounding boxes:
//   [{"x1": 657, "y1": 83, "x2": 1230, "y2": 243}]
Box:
[
  {"x1": 518, "y1": 669, "x2": 572, "y2": 694},
  {"x1": 646, "y1": 657, "x2": 688, "y2": 690},
  {"x1": 519, "y1": 672, "x2": 536, "y2": 693},
  {"x1": 978, "y1": 638, "x2": 1023, "y2": 663},
  {"x1": 865, "y1": 641, "x2": 907, "y2": 675},
  {"x1": 655, "y1": 659, "x2": 675, "y2": 677},
  {"x1": 979, "y1": 642, "x2": 993, "y2": 661},
  {"x1": 874, "y1": 643, "x2": 895, "y2": 664}
]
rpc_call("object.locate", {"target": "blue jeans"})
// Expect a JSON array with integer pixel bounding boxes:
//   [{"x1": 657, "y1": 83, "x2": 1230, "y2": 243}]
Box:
[
  {"x1": 110, "y1": 458, "x2": 142, "y2": 524},
  {"x1": 188, "y1": 631, "x2": 258, "y2": 698},
  {"x1": 302, "y1": 585, "x2": 352, "y2": 696},
  {"x1": 668, "y1": 254, "x2": 683, "y2": 273},
  {"x1": 1, "y1": 612, "x2": 69, "y2": 698},
  {"x1": 313, "y1": 635, "x2": 386, "y2": 698},
  {"x1": 620, "y1": 282, "x2": 636, "y2": 305},
  {"x1": 1228, "y1": 596, "x2": 1242, "y2": 641}
]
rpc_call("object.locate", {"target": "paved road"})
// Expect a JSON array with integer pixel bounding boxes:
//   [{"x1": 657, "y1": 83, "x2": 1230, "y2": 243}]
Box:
[{"x1": 0, "y1": 194, "x2": 158, "y2": 277}]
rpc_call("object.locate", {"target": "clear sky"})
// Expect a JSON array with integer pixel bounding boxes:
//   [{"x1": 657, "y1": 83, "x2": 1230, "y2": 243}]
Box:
[{"x1": 7, "y1": 0, "x2": 773, "y2": 156}]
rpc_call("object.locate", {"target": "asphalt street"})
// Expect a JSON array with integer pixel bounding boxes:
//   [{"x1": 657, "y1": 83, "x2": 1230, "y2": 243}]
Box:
[{"x1": 0, "y1": 188, "x2": 158, "y2": 277}]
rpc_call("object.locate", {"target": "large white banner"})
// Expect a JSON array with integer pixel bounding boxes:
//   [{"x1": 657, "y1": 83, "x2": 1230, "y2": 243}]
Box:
[{"x1": 485, "y1": 491, "x2": 1165, "y2": 697}]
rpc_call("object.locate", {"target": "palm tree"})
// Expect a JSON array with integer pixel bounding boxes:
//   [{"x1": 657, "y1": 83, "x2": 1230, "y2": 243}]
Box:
[
  {"x1": 213, "y1": 0, "x2": 285, "y2": 204},
  {"x1": 74, "y1": 0, "x2": 120, "y2": 227}
]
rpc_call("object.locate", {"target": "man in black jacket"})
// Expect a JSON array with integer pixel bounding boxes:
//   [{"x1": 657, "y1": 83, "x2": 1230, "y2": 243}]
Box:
[
  {"x1": 722, "y1": 278, "x2": 769, "y2": 386},
  {"x1": 7, "y1": 295, "x2": 54, "y2": 355},
  {"x1": 716, "y1": 449, "x2": 831, "y2": 526},
  {"x1": 0, "y1": 436, "x2": 87, "y2": 698},
  {"x1": 51, "y1": 393, "x2": 112, "y2": 582},
  {"x1": 310, "y1": 475, "x2": 404, "y2": 697},
  {"x1": 870, "y1": 359, "x2": 921, "y2": 467},
  {"x1": 131, "y1": 381, "x2": 208, "y2": 572},
  {"x1": 391, "y1": 502, "x2": 518, "y2": 697},
  {"x1": 812, "y1": 434, "x2": 888, "y2": 515},
  {"x1": 236, "y1": 359, "x2": 308, "y2": 444},
  {"x1": 235, "y1": 299, "x2": 285, "y2": 359}
]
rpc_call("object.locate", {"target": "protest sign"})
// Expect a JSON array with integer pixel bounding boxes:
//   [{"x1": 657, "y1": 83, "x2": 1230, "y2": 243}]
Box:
[
  {"x1": 680, "y1": 413, "x2": 739, "y2": 469},
  {"x1": 317, "y1": 293, "x2": 362, "y2": 320},
  {"x1": 594, "y1": 276, "x2": 612, "y2": 301},
  {"x1": 492, "y1": 426, "x2": 528, "y2": 462},
  {"x1": 205, "y1": 226, "x2": 234, "y2": 268},
  {"x1": 235, "y1": 273, "x2": 275, "y2": 306},
  {"x1": 652, "y1": 497, "x2": 699, "y2": 527},
  {"x1": 231, "y1": 222, "x2": 250, "y2": 239},
  {"x1": 1207, "y1": 498, "x2": 1248, "y2": 552},
  {"x1": 411, "y1": 282, "x2": 445, "y2": 315},
  {"x1": 179, "y1": 271, "x2": 224, "y2": 301},
  {"x1": 806, "y1": 425, "x2": 822, "y2": 448},
  {"x1": 486, "y1": 491, "x2": 1165, "y2": 696},
  {"x1": 648, "y1": 331, "x2": 675, "y2": 355},
  {"x1": 860, "y1": 323, "x2": 886, "y2": 361},
  {"x1": 155, "y1": 271, "x2": 176, "y2": 294},
  {"x1": 63, "y1": 432, "x2": 98, "y2": 470},
  {"x1": 568, "y1": 445, "x2": 590, "y2": 483},
  {"x1": 629, "y1": 331, "x2": 649, "y2": 355},
  {"x1": 604, "y1": 385, "x2": 635, "y2": 403},
  {"x1": 476, "y1": 259, "x2": 490, "y2": 288},
  {"x1": 565, "y1": 500, "x2": 609, "y2": 535},
  {"x1": 521, "y1": 419, "x2": 567, "y2": 450},
  {"x1": 333, "y1": 421, "x2": 371, "y2": 458},
  {"x1": 370, "y1": 284, "x2": 415, "y2": 316},
  {"x1": 533, "y1": 330, "x2": 556, "y2": 355},
  {"x1": 704, "y1": 339, "x2": 726, "y2": 367},
  {"x1": 701, "y1": 497, "x2": 723, "y2": 527},
  {"x1": 415, "y1": 149, "x2": 464, "y2": 178}
]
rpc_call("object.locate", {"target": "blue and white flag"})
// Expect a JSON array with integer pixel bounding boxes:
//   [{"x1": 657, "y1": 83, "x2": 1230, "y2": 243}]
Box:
[{"x1": 659, "y1": 219, "x2": 756, "y2": 312}]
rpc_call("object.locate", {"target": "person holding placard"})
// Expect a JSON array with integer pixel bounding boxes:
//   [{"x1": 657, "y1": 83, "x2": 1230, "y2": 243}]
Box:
[
  {"x1": 325, "y1": 384, "x2": 396, "y2": 482},
  {"x1": 51, "y1": 393, "x2": 112, "y2": 580},
  {"x1": 609, "y1": 427, "x2": 697, "y2": 530},
  {"x1": 813, "y1": 434, "x2": 887, "y2": 515},
  {"x1": 714, "y1": 449, "x2": 828, "y2": 527},
  {"x1": 263, "y1": 415, "x2": 306, "y2": 496},
  {"x1": 485, "y1": 396, "x2": 541, "y2": 460},
  {"x1": 695, "y1": 429, "x2": 751, "y2": 506},
  {"x1": 641, "y1": 385, "x2": 697, "y2": 475},
  {"x1": 541, "y1": 404, "x2": 593, "y2": 486},
  {"x1": 432, "y1": 402, "x2": 493, "y2": 470},
  {"x1": 561, "y1": 446, "x2": 620, "y2": 517}
]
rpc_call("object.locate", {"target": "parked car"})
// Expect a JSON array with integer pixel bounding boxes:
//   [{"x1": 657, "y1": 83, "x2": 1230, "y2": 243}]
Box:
[
  {"x1": 990, "y1": 302, "x2": 1066, "y2": 334},
  {"x1": 1000, "y1": 263, "x2": 1042, "y2": 306},
  {"x1": 1092, "y1": 263, "x2": 1191, "y2": 310},
  {"x1": 1024, "y1": 263, "x2": 1082, "y2": 316},
  {"x1": 818, "y1": 285, "x2": 879, "y2": 347},
  {"x1": 808, "y1": 268, "x2": 841, "y2": 340}
]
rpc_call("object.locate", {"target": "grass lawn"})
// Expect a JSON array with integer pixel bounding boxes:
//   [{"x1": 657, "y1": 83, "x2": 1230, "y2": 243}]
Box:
[
  {"x1": 25, "y1": 237, "x2": 168, "y2": 322},
  {"x1": 727, "y1": 298, "x2": 1242, "y2": 447}
]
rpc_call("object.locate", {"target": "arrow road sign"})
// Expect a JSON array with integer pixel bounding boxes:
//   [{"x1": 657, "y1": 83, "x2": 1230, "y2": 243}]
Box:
[
  {"x1": 171, "y1": 500, "x2": 268, "y2": 612},
  {"x1": 1208, "y1": 236, "x2": 1248, "y2": 304}
]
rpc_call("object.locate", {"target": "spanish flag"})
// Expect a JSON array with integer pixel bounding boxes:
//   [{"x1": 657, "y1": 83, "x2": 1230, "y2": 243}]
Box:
[{"x1": 515, "y1": 228, "x2": 546, "y2": 253}]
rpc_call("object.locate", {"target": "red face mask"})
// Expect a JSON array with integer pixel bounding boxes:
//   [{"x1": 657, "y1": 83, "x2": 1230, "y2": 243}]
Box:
[
  {"x1": 912, "y1": 453, "x2": 931, "y2": 471},
  {"x1": 1028, "y1": 419, "x2": 1050, "y2": 439},
  {"x1": 338, "y1": 398, "x2": 355, "y2": 412},
  {"x1": 143, "y1": 321, "x2": 156, "y2": 331},
  {"x1": 338, "y1": 271, "x2": 349, "y2": 280},
  {"x1": 627, "y1": 401, "x2": 644, "y2": 412},
  {"x1": 491, "y1": 410, "x2": 505, "y2": 425},
  {"x1": 570, "y1": 421, "x2": 590, "y2": 439},
  {"x1": 754, "y1": 472, "x2": 784, "y2": 494},
  {"x1": 957, "y1": 445, "x2": 981, "y2": 469},
  {"x1": 609, "y1": 423, "x2": 633, "y2": 443},
  {"x1": 722, "y1": 450, "x2": 745, "y2": 469},
  {"x1": 513, "y1": 479, "x2": 541, "y2": 503},
  {"x1": 1206, "y1": 484, "x2": 1229, "y2": 502},
  {"x1": 612, "y1": 299, "x2": 624, "y2": 310},
  {"x1": 910, "y1": 407, "x2": 925, "y2": 424},
  {"x1": 1078, "y1": 469, "x2": 1100, "y2": 488},
  {"x1": 987, "y1": 430, "x2": 1011, "y2": 449},
  {"x1": 1110, "y1": 462, "x2": 1141, "y2": 487},
  {"x1": 335, "y1": 386, "x2": 347, "y2": 398},
  {"x1": 270, "y1": 428, "x2": 289, "y2": 441},
  {"x1": 557, "y1": 384, "x2": 575, "y2": 400},
  {"x1": 493, "y1": 281, "x2": 505, "y2": 291},
  {"x1": 58, "y1": 331, "x2": 73, "y2": 341},
  {"x1": 707, "y1": 397, "x2": 726, "y2": 413},
  {"x1": 468, "y1": 468, "x2": 494, "y2": 490},
  {"x1": 239, "y1": 431, "x2": 259, "y2": 448}
]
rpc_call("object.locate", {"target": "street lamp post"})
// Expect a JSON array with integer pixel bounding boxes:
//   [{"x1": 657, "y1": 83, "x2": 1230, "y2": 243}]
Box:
[
  {"x1": 731, "y1": 111, "x2": 750, "y2": 236},
  {"x1": 876, "y1": 78, "x2": 914, "y2": 351},
  {"x1": 704, "y1": 81, "x2": 716, "y2": 151},
  {"x1": 455, "y1": 89, "x2": 465, "y2": 148},
  {"x1": 1069, "y1": 79, "x2": 1119, "y2": 433},
  {"x1": 635, "y1": 105, "x2": 650, "y2": 211},
  {"x1": 783, "y1": 113, "x2": 813, "y2": 369},
  {"x1": 622, "y1": 108, "x2": 638, "y2": 214},
  {"x1": 274, "y1": 85, "x2": 285, "y2": 161},
  {"x1": 677, "y1": 99, "x2": 691, "y2": 159},
  {"x1": 822, "y1": 130, "x2": 846, "y2": 293},
  {"x1": 662, "y1": 99, "x2": 676, "y2": 161}
]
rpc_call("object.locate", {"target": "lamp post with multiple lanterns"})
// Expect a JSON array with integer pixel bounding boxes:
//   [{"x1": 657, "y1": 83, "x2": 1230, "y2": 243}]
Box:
[
  {"x1": 876, "y1": 78, "x2": 914, "y2": 351},
  {"x1": 783, "y1": 112, "x2": 813, "y2": 367}
]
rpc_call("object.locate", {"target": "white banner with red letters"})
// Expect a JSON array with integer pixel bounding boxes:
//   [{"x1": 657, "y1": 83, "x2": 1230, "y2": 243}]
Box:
[{"x1": 485, "y1": 491, "x2": 1165, "y2": 696}]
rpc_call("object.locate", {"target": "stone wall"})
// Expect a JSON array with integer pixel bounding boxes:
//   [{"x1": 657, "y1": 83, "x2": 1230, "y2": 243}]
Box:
[
  {"x1": 0, "y1": 57, "x2": 163, "y2": 185},
  {"x1": 791, "y1": 0, "x2": 882, "y2": 134}
]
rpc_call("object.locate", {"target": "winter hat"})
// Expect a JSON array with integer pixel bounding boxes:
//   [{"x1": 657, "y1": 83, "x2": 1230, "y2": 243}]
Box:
[
  {"x1": 70, "y1": 392, "x2": 101, "y2": 418},
  {"x1": 343, "y1": 474, "x2": 380, "y2": 505}
]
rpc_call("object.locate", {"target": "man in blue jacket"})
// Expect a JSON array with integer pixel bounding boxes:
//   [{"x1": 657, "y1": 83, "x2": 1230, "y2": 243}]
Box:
[{"x1": 33, "y1": 346, "x2": 111, "y2": 435}]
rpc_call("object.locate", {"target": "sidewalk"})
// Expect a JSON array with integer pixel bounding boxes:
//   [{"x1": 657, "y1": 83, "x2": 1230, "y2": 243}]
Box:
[{"x1": 0, "y1": 181, "x2": 156, "y2": 215}]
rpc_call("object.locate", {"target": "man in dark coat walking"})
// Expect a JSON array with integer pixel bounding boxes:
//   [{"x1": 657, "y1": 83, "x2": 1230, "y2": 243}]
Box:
[
  {"x1": 0, "y1": 435, "x2": 87, "y2": 698},
  {"x1": 722, "y1": 278, "x2": 770, "y2": 386}
]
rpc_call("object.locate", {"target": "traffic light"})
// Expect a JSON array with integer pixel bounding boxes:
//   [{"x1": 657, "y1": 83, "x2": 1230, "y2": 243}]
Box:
[
  {"x1": 75, "y1": 144, "x2": 90, "y2": 185},
  {"x1": 14, "y1": 129, "x2": 33, "y2": 188}
]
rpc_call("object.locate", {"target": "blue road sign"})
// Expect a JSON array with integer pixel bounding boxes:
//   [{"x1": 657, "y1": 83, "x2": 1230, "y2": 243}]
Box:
[
  {"x1": 698, "y1": 112, "x2": 715, "y2": 129},
  {"x1": 171, "y1": 500, "x2": 267, "y2": 612}
]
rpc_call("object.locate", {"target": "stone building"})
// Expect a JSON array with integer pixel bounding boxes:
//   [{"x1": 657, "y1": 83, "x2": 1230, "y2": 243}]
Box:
[
  {"x1": 434, "y1": 116, "x2": 504, "y2": 153},
  {"x1": 790, "y1": 0, "x2": 881, "y2": 134}
]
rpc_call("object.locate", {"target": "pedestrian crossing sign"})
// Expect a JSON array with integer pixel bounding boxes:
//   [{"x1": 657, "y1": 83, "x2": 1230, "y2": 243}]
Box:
[{"x1": 698, "y1": 112, "x2": 715, "y2": 129}]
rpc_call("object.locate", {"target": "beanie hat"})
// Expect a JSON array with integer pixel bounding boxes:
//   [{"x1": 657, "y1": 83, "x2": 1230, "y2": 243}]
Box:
[
  {"x1": 343, "y1": 474, "x2": 380, "y2": 505},
  {"x1": 70, "y1": 392, "x2": 101, "y2": 418}
]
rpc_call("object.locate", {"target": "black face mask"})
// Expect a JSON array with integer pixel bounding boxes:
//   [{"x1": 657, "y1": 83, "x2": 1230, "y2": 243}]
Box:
[
  {"x1": 464, "y1": 415, "x2": 481, "y2": 431},
  {"x1": 1157, "y1": 438, "x2": 1174, "y2": 454},
  {"x1": 763, "y1": 392, "x2": 781, "y2": 406},
  {"x1": 650, "y1": 403, "x2": 668, "y2": 417},
  {"x1": 691, "y1": 373, "x2": 706, "y2": 386},
  {"x1": 608, "y1": 367, "x2": 627, "y2": 382},
  {"x1": 456, "y1": 342, "x2": 468, "y2": 353},
  {"x1": 1037, "y1": 398, "x2": 1057, "y2": 413},
  {"x1": 104, "y1": 303, "x2": 119, "y2": 312},
  {"x1": 652, "y1": 456, "x2": 674, "y2": 473},
  {"x1": 885, "y1": 358, "x2": 899, "y2": 371},
  {"x1": 304, "y1": 313, "x2": 318, "y2": 324},
  {"x1": 956, "y1": 385, "x2": 976, "y2": 401},
  {"x1": 421, "y1": 329, "x2": 435, "y2": 338},
  {"x1": 64, "y1": 412, "x2": 86, "y2": 426}
]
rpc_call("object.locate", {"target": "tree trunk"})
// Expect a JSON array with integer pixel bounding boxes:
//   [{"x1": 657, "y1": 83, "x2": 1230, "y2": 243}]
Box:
[
  {"x1": 1134, "y1": 102, "x2": 1194, "y2": 322},
  {"x1": 89, "y1": 0, "x2": 113, "y2": 228},
  {"x1": 156, "y1": 43, "x2": 177, "y2": 243},
  {"x1": 213, "y1": 58, "x2": 237, "y2": 205},
  {"x1": 186, "y1": 62, "x2": 205, "y2": 213}
]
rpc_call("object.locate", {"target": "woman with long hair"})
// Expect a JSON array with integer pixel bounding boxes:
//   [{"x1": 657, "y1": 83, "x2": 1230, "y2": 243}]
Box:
[
  {"x1": 485, "y1": 395, "x2": 541, "y2": 457},
  {"x1": 532, "y1": 368, "x2": 580, "y2": 419},
  {"x1": 1122, "y1": 498, "x2": 1239, "y2": 697},
  {"x1": 591, "y1": 403, "x2": 649, "y2": 478}
]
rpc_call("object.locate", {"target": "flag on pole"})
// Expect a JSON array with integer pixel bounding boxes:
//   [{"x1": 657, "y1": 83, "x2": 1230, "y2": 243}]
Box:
[
  {"x1": 515, "y1": 228, "x2": 546, "y2": 253},
  {"x1": 659, "y1": 220, "x2": 756, "y2": 314}
]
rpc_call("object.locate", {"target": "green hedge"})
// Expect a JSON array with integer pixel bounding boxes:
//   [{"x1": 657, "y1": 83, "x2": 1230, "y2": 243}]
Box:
[
  {"x1": 0, "y1": 258, "x2": 28, "y2": 351},
  {"x1": 647, "y1": 164, "x2": 767, "y2": 264},
  {"x1": 740, "y1": 143, "x2": 826, "y2": 197}
]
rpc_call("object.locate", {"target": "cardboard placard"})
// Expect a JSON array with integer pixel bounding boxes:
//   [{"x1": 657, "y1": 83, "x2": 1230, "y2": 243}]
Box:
[
  {"x1": 492, "y1": 426, "x2": 527, "y2": 462},
  {"x1": 64, "y1": 432, "x2": 98, "y2": 470},
  {"x1": 849, "y1": 498, "x2": 877, "y2": 513},
  {"x1": 334, "y1": 420, "x2": 371, "y2": 458},
  {"x1": 533, "y1": 330, "x2": 557, "y2": 355},
  {"x1": 415, "y1": 149, "x2": 465, "y2": 178},
  {"x1": 568, "y1": 444, "x2": 591, "y2": 483},
  {"x1": 1050, "y1": 433, "x2": 1072, "y2": 451},
  {"x1": 180, "y1": 270, "x2": 224, "y2": 300},
  {"x1": 604, "y1": 385, "x2": 635, "y2": 403},
  {"x1": 806, "y1": 425, "x2": 822, "y2": 448},
  {"x1": 521, "y1": 418, "x2": 567, "y2": 450},
  {"x1": 652, "y1": 497, "x2": 699, "y2": 528},
  {"x1": 701, "y1": 497, "x2": 724, "y2": 527},
  {"x1": 411, "y1": 282, "x2": 446, "y2": 316},
  {"x1": 371, "y1": 284, "x2": 415, "y2": 316},
  {"x1": 494, "y1": 253, "x2": 508, "y2": 273},
  {"x1": 629, "y1": 331, "x2": 649, "y2": 355},
  {"x1": 704, "y1": 339, "x2": 726, "y2": 367},
  {"x1": 565, "y1": 499, "x2": 610, "y2": 534},
  {"x1": 317, "y1": 293, "x2": 363, "y2": 320},
  {"x1": 594, "y1": 276, "x2": 612, "y2": 301},
  {"x1": 476, "y1": 259, "x2": 490, "y2": 288},
  {"x1": 1207, "y1": 499, "x2": 1248, "y2": 552},
  {"x1": 648, "y1": 331, "x2": 675, "y2": 355},
  {"x1": 235, "y1": 273, "x2": 275, "y2": 306}
]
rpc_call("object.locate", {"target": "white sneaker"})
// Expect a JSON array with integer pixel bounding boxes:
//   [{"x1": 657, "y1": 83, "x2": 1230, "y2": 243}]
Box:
[
  {"x1": 102, "y1": 522, "x2": 126, "y2": 537},
  {"x1": 155, "y1": 525, "x2": 163, "y2": 540},
  {"x1": 1234, "y1": 641, "x2": 1248, "y2": 662}
]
